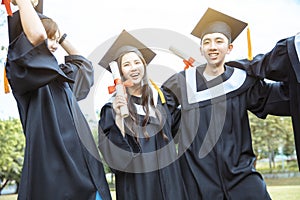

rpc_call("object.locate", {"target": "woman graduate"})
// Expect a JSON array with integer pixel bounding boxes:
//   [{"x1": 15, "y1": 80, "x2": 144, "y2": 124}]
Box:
[
  {"x1": 5, "y1": 0, "x2": 111, "y2": 199},
  {"x1": 162, "y1": 8, "x2": 291, "y2": 200},
  {"x1": 98, "y1": 30, "x2": 188, "y2": 200}
]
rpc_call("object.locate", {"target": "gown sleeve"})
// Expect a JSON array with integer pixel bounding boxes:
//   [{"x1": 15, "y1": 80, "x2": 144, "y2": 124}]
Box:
[
  {"x1": 6, "y1": 33, "x2": 73, "y2": 95},
  {"x1": 247, "y1": 79, "x2": 290, "y2": 118},
  {"x1": 161, "y1": 73, "x2": 181, "y2": 114},
  {"x1": 226, "y1": 36, "x2": 296, "y2": 82},
  {"x1": 161, "y1": 87, "x2": 181, "y2": 140},
  {"x1": 98, "y1": 103, "x2": 140, "y2": 173},
  {"x1": 59, "y1": 55, "x2": 94, "y2": 101}
]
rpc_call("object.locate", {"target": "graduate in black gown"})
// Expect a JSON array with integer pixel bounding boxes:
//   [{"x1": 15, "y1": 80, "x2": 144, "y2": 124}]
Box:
[
  {"x1": 227, "y1": 33, "x2": 300, "y2": 172},
  {"x1": 5, "y1": 0, "x2": 111, "y2": 199},
  {"x1": 98, "y1": 30, "x2": 188, "y2": 200},
  {"x1": 162, "y1": 8, "x2": 291, "y2": 200}
]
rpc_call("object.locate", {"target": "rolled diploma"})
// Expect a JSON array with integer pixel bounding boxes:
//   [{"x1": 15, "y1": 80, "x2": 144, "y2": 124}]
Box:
[
  {"x1": 109, "y1": 61, "x2": 129, "y2": 118},
  {"x1": 169, "y1": 46, "x2": 201, "y2": 67}
]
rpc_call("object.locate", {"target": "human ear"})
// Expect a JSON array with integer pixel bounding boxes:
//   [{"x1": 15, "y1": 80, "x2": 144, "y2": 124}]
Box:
[{"x1": 227, "y1": 43, "x2": 233, "y2": 54}]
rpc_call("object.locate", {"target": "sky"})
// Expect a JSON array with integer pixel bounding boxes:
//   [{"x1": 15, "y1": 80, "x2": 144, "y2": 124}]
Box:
[{"x1": 1, "y1": 0, "x2": 300, "y2": 120}]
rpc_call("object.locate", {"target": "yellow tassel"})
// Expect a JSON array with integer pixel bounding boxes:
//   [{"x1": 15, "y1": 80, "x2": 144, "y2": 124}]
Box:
[
  {"x1": 4, "y1": 68, "x2": 10, "y2": 94},
  {"x1": 149, "y1": 79, "x2": 166, "y2": 104},
  {"x1": 247, "y1": 27, "x2": 253, "y2": 61}
]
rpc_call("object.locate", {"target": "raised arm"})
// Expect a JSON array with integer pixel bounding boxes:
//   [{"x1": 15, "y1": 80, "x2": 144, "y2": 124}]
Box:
[
  {"x1": 13, "y1": 0, "x2": 47, "y2": 45},
  {"x1": 59, "y1": 34, "x2": 81, "y2": 55},
  {"x1": 227, "y1": 35, "x2": 299, "y2": 83}
]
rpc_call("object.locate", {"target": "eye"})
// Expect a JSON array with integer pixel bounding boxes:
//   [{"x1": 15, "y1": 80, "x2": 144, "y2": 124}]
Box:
[
  {"x1": 202, "y1": 40, "x2": 210, "y2": 45},
  {"x1": 215, "y1": 38, "x2": 225, "y2": 44},
  {"x1": 135, "y1": 60, "x2": 142, "y2": 65},
  {"x1": 122, "y1": 62, "x2": 130, "y2": 67}
]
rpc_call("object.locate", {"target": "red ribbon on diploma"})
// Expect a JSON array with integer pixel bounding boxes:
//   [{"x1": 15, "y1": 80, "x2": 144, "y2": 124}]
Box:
[
  {"x1": 108, "y1": 79, "x2": 133, "y2": 94},
  {"x1": 1, "y1": 0, "x2": 13, "y2": 16},
  {"x1": 183, "y1": 57, "x2": 195, "y2": 70}
]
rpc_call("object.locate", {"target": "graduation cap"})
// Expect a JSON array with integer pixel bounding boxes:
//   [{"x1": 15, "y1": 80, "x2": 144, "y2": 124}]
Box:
[
  {"x1": 98, "y1": 29, "x2": 156, "y2": 72},
  {"x1": 191, "y1": 7, "x2": 253, "y2": 60},
  {"x1": 98, "y1": 30, "x2": 166, "y2": 103}
]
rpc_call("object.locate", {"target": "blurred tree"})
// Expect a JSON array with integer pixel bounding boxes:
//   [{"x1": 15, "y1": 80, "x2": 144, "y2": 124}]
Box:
[
  {"x1": 0, "y1": 118, "x2": 25, "y2": 194},
  {"x1": 281, "y1": 117, "x2": 294, "y2": 156},
  {"x1": 249, "y1": 112, "x2": 295, "y2": 171}
]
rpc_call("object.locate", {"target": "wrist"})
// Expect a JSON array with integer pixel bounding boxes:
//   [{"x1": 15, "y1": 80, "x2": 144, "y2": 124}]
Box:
[{"x1": 59, "y1": 33, "x2": 67, "y2": 44}]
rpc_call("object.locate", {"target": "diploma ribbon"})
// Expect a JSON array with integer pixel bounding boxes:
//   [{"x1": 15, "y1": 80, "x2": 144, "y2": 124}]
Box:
[
  {"x1": 108, "y1": 78, "x2": 133, "y2": 94},
  {"x1": 1, "y1": 0, "x2": 13, "y2": 16},
  {"x1": 169, "y1": 46, "x2": 199, "y2": 70},
  {"x1": 183, "y1": 57, "x2": 195, "y2": 70}
]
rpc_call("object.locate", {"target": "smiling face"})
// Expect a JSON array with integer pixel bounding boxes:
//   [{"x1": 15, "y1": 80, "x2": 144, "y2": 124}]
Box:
[
  {"x1": 200, "y1": 32, "x2": 233, "y2": 69},
  {"x1": 120, "y1": 52, "x2": 145, "y2": 87}
]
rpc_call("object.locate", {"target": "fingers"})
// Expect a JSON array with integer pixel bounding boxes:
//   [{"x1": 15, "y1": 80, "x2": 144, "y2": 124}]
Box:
[{"x1": 113, "y1": 95, "x2": 127, "y2": 115}]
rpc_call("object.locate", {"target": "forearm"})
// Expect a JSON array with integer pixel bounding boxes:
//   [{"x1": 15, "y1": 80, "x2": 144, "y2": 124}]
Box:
[
  {"x1": 60, "y1": 36, "x2": 81, "y2": 55},
  {"x1": 15, "y1": 0, "x2": 47, "y2": 45}
]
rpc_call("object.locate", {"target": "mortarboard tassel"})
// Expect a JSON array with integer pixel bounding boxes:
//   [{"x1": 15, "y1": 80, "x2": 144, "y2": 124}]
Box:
[
  {"x1": 247, "y1": 26, "x2": 253, "y2": 61},
  {"x1": 4, "y1": 67, "x2": 10, "y2": 93},
  {"x1": 149, "y1": 79, "x2": 166, "y2": 104},
  {"x1": 2, "y1": 0, "x2": 12, "y2": 93},
  {"x1": 1, "y1": 0, "x2": 13, "y2": 16}
]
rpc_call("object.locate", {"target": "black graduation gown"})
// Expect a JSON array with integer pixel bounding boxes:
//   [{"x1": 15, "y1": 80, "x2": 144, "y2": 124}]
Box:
[
  {"x1": 98, "y1": 93, "x2": 188, "y2": 200},
  {"x1": 5, "y1": 33, "x2": 111, "y2": 200},
  {"x1": 162, "y1": 65, "x2": 290, "y2": 200},
  {"x1": 227, "y1": 35, "x2": 300, "y2": 170}
]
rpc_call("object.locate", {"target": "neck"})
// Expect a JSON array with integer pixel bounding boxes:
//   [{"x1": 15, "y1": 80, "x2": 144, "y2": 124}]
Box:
[
  {"x1": 128, "y1": 85, "x2": 142, "y2": 97},
  {"x1": 204, "y1": 64, "x2": 225, "y2": 76}
]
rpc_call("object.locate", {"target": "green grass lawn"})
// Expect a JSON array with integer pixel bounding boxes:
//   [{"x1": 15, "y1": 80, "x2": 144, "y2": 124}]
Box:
[
  {"x1": 265, "y1": 177, "x2": 300, "y2": 200},
  {"x1": 1, "y1": 178, "x2": 299, "y2": 200},
  {"x1": 268, "y1": 186, "x2": 300, "y2": 200}
]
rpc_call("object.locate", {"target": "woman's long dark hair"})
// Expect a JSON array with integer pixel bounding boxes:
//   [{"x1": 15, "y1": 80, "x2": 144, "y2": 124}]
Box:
[{"x1": 117, "y1": 51, "x2": 168, "y2": 142}]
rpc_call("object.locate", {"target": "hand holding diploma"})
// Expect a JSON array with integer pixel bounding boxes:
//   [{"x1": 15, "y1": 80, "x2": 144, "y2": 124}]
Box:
[{"x1": 110, "y1": 61, "x2": 129, "y2": 118}]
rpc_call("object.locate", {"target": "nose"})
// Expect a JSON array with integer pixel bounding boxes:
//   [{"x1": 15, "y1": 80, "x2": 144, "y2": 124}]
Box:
[
  {"x1": 130, "y1": 63, "x2": 139, "y2": 70},
  {"x1": 209, "y1": 41, "x2": 217, "y2": 49}
]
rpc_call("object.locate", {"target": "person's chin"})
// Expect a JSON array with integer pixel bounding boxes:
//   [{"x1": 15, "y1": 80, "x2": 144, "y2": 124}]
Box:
[{"x1": 132, "y1": 78, "x2": 142, "y2": 85}]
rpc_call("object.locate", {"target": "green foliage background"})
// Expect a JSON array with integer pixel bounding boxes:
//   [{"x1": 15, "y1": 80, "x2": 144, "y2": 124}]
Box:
[{"x1": 0, "y1": 118, "x2": 24, "y2": 192}]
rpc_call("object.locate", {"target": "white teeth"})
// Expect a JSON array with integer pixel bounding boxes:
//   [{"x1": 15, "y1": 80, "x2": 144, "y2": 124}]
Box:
[{"x1": 131, "y1": 73, "x2": 139, "y2": 77}]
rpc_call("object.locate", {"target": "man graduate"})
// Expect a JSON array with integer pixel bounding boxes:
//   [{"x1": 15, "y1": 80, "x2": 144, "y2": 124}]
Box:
[{"x1": 162, "y1": 8, "x2": 291, "y2": 199}]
